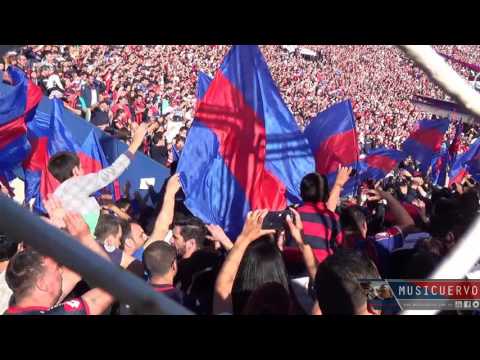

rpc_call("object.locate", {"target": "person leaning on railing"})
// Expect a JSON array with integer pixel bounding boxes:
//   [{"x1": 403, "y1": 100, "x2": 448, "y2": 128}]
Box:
[{"x1": 4, "y1": 211, "x2": 129, "y2": 315}]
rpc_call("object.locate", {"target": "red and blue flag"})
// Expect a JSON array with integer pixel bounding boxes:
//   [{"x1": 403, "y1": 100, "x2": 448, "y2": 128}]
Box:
[
  {"x1": 23, "y1": 99, "x2": 119, "y2": 214},
  {"x1": 0, "y1": 67, "x2": 42, "y2": 169},
  {"x1": 359, "y1": 148, "x2": 407, "y2": 182},
  {"x1": 178, "y1": 46, "x2": 315, "y2": 237},
  {"x1": 402, "y1": 118, "x2": 450, "y2": 173},
  {"x1": 304, "y1": 100, "x2": 360, "y2": 195},
  {"x1": 195, "y1": 71, "x2": 212, "y2": 100},
  {"x1": 449, "y1": 137, "x2": 480, "y2": 185}
]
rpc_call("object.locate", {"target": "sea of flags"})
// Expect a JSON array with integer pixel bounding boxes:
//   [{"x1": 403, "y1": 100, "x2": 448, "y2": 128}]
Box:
[{"x1": 2, "y1": 46, "x2": 479, "y2": 233}]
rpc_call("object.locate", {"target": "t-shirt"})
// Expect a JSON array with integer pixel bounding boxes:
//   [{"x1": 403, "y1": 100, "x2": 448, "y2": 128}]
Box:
[
  {"x1": 0, "y1": 271, "x2": 13, "y2": 314},
  {"x1": 150, "y1": 145, "x2": 169, "y2": 165},
  {"x1": 4, "y1": 298, "x2": 89, "y2": 315},
  {"x1": 296, "y1": 201, "x2": 343, "y2": 264}
]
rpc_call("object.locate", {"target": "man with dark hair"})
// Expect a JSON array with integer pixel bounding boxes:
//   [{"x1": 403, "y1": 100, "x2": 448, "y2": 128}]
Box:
[
  {"x1": 94, "y1": 213, "x2": 124, "y2": 253},
  {"x1": 172, "y1": 216, "x2": 223, "y2": 313},
  {"x1": 79, "y1": 74, "x2": 101, "y2": 121},
  {"x1": 314, "y1": 249, "x2": 381, "y2": 315},
  {"x1": 120, "y1": 221, "x2": 148, "y2": 257},
  {"x1": 150, "y1": 131, "x2": 169, "y2": 165},
  {"x1": 294, "y1": 167, "x2": 351, "y2": 264},
  {"x1": 178, "y1": 126, "x2": 188, "y2": 138},
  {"x1": 172, "y1": 216, "x2": 207, "y2": 259},
  {"x1": 48, "y1": 123, "x2": 149, "y2": 233},
  {"x1": 0, "y1": 234, "x2": 19, "y2": 313},
  {"x1": 90, "y1": 101, "x2": 111, "y2": 131},
  {"x1": 340, "y1": 188, "x2": 415, "y2": 276},
  {"x1": 142, "y1": 242, "x2": 183, "y2": 304}
]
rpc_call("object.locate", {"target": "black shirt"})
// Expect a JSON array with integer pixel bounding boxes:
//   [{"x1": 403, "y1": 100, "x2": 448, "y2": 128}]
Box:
[
  {"x1": 91, "y1": 108, "x2": 110, "y2": 127},
  {"x1": 150, "y1": 145, "x2": 169, "y2": 165},
  {"x1": 174, "y1": 249, "x2": 223, "y2": 314}
]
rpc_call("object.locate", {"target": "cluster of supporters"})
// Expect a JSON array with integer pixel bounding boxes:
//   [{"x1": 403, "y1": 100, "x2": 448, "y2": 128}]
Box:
[
  {"x1": 1, "y1": 45, "x2": 480, "y2": 315},
  {"x1": 1, "y1": 121, "x2": 479, "y2": 315},
  {"x1": 2, "y1": 45, "x2": 480, "y2": 164}
]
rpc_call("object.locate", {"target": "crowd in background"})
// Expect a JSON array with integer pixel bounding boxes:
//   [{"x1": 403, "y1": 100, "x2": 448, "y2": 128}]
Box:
[
  {"x1": 1, "y1": 45, "x2": 480, "y2": 315},
  {"x1": 3, "y1": 45, "x2": 480, "y2": 163}
]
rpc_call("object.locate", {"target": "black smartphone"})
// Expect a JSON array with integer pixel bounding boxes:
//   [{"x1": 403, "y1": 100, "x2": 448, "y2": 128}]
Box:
[
  {"x1": 349, "y1": 168, "x2": 357, "y2": 178},
  {"x1": 261, "y1": 209, "x2": 294, "y2": 230}
]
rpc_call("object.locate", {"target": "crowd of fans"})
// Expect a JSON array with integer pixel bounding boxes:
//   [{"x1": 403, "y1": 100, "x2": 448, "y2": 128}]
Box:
[
  {"x1": 3, "y1": 45, "x2": 480, "y2": 160},
  {"x1": 1, "y1": 45, "x2": 480, "y2": 315}
]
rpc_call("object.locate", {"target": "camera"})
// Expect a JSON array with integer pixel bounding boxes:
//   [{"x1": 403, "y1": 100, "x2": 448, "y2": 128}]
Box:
[{"x1": 261, "y1": 208, "x2": 295, "y2": 230}]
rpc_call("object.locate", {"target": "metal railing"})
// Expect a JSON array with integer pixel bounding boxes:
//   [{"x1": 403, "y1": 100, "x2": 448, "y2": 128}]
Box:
[{"x1": 0, "y1": 194, "x2": 193, "y2": 315}]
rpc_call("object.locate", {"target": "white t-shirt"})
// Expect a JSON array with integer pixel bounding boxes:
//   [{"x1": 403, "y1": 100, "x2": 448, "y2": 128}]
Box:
[
  {"x1": 0, "y1": 271, "x2": 13, "y2": 314},
  {"x1": 91, "y1": 88, "x2": 98, "y2": 107}
]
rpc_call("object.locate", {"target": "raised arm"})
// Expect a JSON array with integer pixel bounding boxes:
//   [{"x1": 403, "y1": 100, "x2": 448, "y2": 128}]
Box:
[
  {"x1": 144, "y1": 174, "x2": 182, "y2": 248},
  {"x1": 366, "y1": 188, "x2": 415, "y2": 232},
  {"x1": 206, "y1": 224, "x2": 234, "y2": 252},
  {"x1": 213, "y1": 210, "x2": 275, "y2": 315},
  {"x1": 326, "y1": 165, "x2": 352, "y2": 212}
]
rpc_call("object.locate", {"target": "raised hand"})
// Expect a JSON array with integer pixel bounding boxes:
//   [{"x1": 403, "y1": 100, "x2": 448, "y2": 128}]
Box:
[
  {"x1": 365, "y1": 189, "x2": 383, "y2": 202},
  {"x1": 286, "y1": 208, "x2": 304, "y2": 247},
  {"x1": 129, "y1": 122, "x2": 149, "y2": 152},
  {"x1": 166, "y1": 173, "x2": 182, "y2": 195},
  {"x1": 64, "y1": 212, "x2": 91, "y2": 241},
  {"x1": 206, "y1": 224, "x2": 232, "y2": 250},
  {"x1": 334, "y1": 165, "x2": 353, "y2": 187},
  {"x1": 44, "y1": 195, "x2": 67, "y2": 229},
  {"x1": 238, "y1": 209, "x2": 275, "y2": 243}
]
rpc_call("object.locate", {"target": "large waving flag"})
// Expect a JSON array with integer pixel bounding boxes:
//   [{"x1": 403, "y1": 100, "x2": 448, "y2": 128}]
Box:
[
  {"x1": 178, "y1": 46, "x2": 315, "y2": 237},
  {"x1": 304, "y1": 100, "x2": 360, "y2": 195},
  {"x1": 402, "y1": 118, "x2": 450, "y2": 173},
  {"x1": 449, "y1": 137, "x2": 480, "y2": 185},
  {"x1": 0, "y1": 67, "x2": 42, "y2": 169},
  {"x1": 430, "y1": 149, "x2": 449, "y2": 187},
  {"x1": 360, "y1": 148, "x2": 407, "y2": 182},
  {"x1": 23, "y1": 99, "x2": 119, "y2": 214}
]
